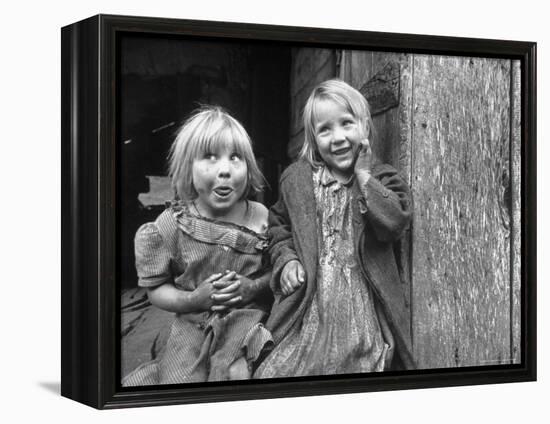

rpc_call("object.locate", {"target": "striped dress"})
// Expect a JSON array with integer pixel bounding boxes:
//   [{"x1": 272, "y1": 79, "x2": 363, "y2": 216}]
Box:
[{"x1": 122, "y1": 203, "x2": 273, "y2": 386}]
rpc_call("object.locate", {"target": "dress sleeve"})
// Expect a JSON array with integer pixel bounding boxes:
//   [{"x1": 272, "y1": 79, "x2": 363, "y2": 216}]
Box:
[
  {"x1": 134, "y1": 222, "x2": 172, "y2": 288},
  {"x1": 267, "y1": 176, "x2": 299, "y2": 292},
  {"x1": 357, "y1": 163, "x2": 412, "y2": 242}
]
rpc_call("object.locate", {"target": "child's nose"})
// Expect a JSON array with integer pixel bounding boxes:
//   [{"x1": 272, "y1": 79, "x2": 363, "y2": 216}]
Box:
[
  {"x1": 332, "y1": 126, "x2": 346, "y2": 142},
  {"x1": 217, "y1": 158, "x2": 231, "y2": 177}
]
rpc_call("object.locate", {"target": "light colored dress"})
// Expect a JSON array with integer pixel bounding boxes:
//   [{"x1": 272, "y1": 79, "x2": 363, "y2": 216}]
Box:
[
  {"x1": 254, "y1": 166, "x2": 388, "y2": 378},
  {"x1": 122, "y1": 202, "x2": 273, "y2": 386}
]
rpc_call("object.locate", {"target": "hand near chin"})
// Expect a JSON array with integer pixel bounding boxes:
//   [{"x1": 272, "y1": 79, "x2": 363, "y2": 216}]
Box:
[{"x1": 354, "y1": 138, "x2": 373, "y2": 180}]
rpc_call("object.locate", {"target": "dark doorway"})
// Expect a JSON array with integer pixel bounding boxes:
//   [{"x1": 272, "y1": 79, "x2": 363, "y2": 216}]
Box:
[{"x1": 119, "y1": 35, "x2": 292, "y2": 288}]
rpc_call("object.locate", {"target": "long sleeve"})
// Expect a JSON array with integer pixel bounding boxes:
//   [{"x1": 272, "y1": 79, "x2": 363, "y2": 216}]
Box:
[
  {"x1": 357, "y1": 163, "x2": 412, "y2": 242},
  {"x1": 267, "y1": 178, "x2": 299, "y2": 292}
]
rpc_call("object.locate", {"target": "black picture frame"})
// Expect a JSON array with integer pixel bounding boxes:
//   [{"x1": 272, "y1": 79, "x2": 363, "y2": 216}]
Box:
[{"x1": 61, "y1": 14, "x2": 536, "y2": 409}]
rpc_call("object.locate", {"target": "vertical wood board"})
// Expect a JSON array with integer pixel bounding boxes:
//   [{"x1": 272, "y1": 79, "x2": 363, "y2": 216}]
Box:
[
  {"x1": 411, "y1": 55, "x2": 512, "y2": 368},
  {"x1": 511, "y1": 60, "x2": 522, "y2": 364},
  {"x1": 396, "y1": 54, "x2": 414, "y2": 323},
  {"x1": 344, "y1": 50, "x2": 414, "y2": 323},
  {"x1": 291, "y1": 48, "x2": 334, "y2": 96},
  {"x1": 345, "y1": 51, "x2": 407, "y2": 166},
  {"x1": 289, "y1": 48, "x2": 336, "y2": 137},
  {"x1": 287, "y1": 48, "x2": 336, "y2": 159}
]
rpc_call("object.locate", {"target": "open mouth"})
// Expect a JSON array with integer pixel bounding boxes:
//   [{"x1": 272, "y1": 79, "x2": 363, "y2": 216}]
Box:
[
  {"x1": 332, "y1": 146, "x2": 352, "y2": 156},
  {"x1": 213, "y1": 186, "x2": 233, "y2": 197}
]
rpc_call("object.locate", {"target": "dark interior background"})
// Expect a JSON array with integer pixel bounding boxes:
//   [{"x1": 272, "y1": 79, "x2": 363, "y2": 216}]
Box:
[{"x1": 119, "y1": 35, "x2": 291, "y2": 288}]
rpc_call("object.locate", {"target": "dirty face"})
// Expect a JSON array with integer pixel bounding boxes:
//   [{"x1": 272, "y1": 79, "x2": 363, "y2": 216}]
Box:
[
  {"x1": 192, "y1": 143, "x2": 248, "y2": 217},
  {"x1": 313, "y1": 99, "x2": 362, "y2": 182}
]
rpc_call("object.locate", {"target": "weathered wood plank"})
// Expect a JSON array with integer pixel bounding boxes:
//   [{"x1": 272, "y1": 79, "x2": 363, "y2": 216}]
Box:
[
  {"x1": 395, "y1": 54, "x2": 414, "y2": 322},
  {"x1": 359, "y1": 61, "x2": 401, "y2": 116},
  {"x1": 137, "y1": 176, "x2": 172, "y2": 207},
  {"x1": 398, "y1": 55, "x2": 414, "y2": 186},
  {"x1": 287, "y1": 48, "x2": 336, "y2": 159},
  {"x1": 411, "y1": 55, "x2": 512, "y2": 368},
  {"x1": 342, "y1": 51, "x2": 405, "y2": 166},
  {"x1": 341, "y1": 51, "x2": 414, "y2": 318},
  {"x1": 290, "y1": 48, "x2": 335, "y2": 96},
  {"x1": 511, "y1": 59, "x2": 522, "y2": 364},
  {"x1": 349, "y1": 50, "x2": 373, "y2": 88},
  {"x1": 371, "y1": 53, "x2": 408, "y2": 168},
  {"x1": 290, "y1": 50, "x2": 336, "y2": 137}
]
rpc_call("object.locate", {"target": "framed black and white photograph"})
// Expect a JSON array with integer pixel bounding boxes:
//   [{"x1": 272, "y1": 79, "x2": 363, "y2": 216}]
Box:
[{"x1": 61, "y1": 13, "x2": 536, "y2": 409}]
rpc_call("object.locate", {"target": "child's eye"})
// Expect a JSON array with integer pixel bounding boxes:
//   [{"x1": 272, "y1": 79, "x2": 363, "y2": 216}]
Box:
[
  {"x1": 343, "y1": 119, "x2": 355, "y2": 126},
  {"x1": 204, "y1": 153, "x2": 217, "y2": 160},
  {"x1": 230, "y1": 153, "x2": 242, "y2": 161},
  {"x1": 317, "y1": 127, "x2": 330, "y2": 135}
]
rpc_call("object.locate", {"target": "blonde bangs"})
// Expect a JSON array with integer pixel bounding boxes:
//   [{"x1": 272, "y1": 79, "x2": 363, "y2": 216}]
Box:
[
  {"x1": 168, "y1": 106, "x2": 265, "y2": 201},
  {"x1": 299, "y1": 79, "x2": 373, "y2": 167}
]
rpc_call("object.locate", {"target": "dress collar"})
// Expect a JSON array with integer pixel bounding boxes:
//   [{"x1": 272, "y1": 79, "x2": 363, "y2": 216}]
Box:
[{"x1": 318, "y1": 166, "x2": 355, "y2": 187}]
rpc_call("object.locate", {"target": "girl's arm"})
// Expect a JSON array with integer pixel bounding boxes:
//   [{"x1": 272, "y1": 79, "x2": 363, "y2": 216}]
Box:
[
  {"x1": 354, "y1": 139, "x2": 411, "y2": 242},
  {"x1": 356, "y1": 163, "x2": 412, "y2": 242},
  {"x1": 136, "y1": 219, "x2": 233, "y2": 313},
  {"x1": 147, "y1": 282, "x2": 197, "y2": 314},
  {"x1": 147, "y1": 273, "x2": 223, "y2": 314},
  {"x1": 267, "y1": 177, "x2": 300, "y2": 292}
]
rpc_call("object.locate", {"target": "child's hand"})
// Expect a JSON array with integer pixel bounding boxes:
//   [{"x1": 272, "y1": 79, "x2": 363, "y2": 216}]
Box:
[
  {"x1": 210, "y1": 271, "x2": 242, "y2": 312},
  {"x1": 191, "y1": 272, "x2": 226, "y2": 312},
  {"x1": 281, "y1": 260, "x2": 305, "y2": 295},
  {"x1": 354, "y1": 138, "x2": 373, "y2": 179},
  {"x1": 211, "y1": 273, "x2": 259, "y2": 310}
]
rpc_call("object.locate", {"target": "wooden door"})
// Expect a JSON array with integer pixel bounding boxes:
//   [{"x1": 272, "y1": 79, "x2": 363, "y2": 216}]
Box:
[{"x1": 290, "y1": 48, "x2": 521, "y2": 369}]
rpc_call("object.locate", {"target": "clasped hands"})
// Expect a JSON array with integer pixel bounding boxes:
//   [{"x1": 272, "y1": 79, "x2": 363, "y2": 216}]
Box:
[{"x1": 193, "y1": 270, "x2": 258, "y2": 312}]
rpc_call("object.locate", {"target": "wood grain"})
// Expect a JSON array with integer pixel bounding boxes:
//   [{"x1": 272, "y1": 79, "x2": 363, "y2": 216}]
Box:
[
  {"x1": 510, "y1": 60, "x2": 522, "y2": 364},
  {"x1": 342, "y1": 50, "x2": 414, "y2": 330},
  {"x1": 291, "y1": 48, "x2": 334, "y2": 96},
  {"x1": 396, "y1": 54, "x2": 414, "y2": 325},
  {"x1": 288, "y1": 50, "x2": 517, "y2": 369},
  {"x1": 359, "y1": 61, "x2": 400, "y2": 116},
  {"x1": 411, "y1": 55, "x2": 512, "y2": 368},
  {"x1": 287, "y1": 48, "x2": 336, "y2": 159}
]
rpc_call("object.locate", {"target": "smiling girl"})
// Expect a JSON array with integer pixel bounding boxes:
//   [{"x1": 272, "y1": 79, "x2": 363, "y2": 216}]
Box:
[
  {"x1": 123, "y1": 106, "x2": 273, "y2": 386},
  {"x1": 254, "y1": 79, "x2": 415, "y2": 378}
]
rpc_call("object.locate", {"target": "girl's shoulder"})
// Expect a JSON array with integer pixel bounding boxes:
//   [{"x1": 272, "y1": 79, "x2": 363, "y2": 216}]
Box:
[
  {"x1": 134, "y1": 221, "x2": 166, "y2": 259},
  {"x1": 246, "y1": 200, "x2": 268, "y2": 234},
  {"x1": 280, "y1": 159, "x2": 312, "y2": 183},
  {"x1": 135, "y1": 208, "x2": 179, "y2": 249}
]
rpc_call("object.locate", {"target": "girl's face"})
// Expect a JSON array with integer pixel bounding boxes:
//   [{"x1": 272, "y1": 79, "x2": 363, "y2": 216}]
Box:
[
  {"x1": 192, "y1": 143, "x2": 248, "y2": 217},
  {"x1": 313, "y1": 99, "x2": 362, "y2": 182}
]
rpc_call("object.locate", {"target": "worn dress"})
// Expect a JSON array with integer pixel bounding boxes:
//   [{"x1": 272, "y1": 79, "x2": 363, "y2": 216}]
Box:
[
  {"x1": 122, "y1": 203, "x2": 273, "y2": 386},
  {"x1": 254, "y1": 167, "x2": 388, "y2": 378}
]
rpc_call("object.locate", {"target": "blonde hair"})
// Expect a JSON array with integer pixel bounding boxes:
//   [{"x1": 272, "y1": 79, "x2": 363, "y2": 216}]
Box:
[
  {"x1": 168, "y1": 106, "x2": 264, "y2": 201},
  {"x1": 299, "y1": 78, "x2": 374, "y2": 166}
]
